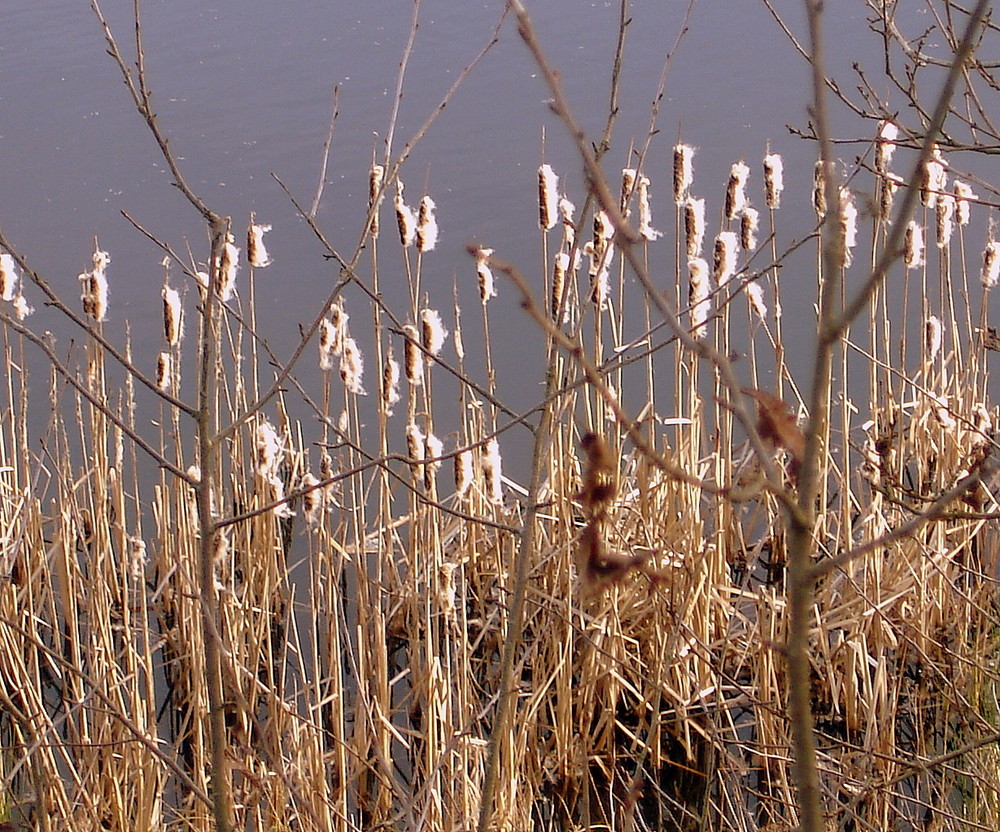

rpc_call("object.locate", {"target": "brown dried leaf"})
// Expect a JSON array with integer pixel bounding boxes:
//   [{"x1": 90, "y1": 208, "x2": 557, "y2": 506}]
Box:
[{"x1": 744, "y1": 389, "x2": 805, "y2": 480}]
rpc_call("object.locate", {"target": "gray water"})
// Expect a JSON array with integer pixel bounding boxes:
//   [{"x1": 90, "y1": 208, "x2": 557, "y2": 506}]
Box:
[{"x1": 2, "y1": 1, "x2": 990, "y2": 471}]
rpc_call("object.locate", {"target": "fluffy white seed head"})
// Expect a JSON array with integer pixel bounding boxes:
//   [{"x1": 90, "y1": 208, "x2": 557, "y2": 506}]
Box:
[
  {"x1": 637, "y1": 175, "x2": 662, "y2": 241},
  {"x1": 879, "y1": 174, "x2": 900, "y2": 222},
  {"x1": 420, "y1": 308, "x2": 448, "y2": 359},
  {"x1": 673, "y1": 144, "x2": 695, "y2": 205},
  {"x1": 620, "y1": 167, "x2": 637, "y2": 215},
  {"x1": 340, "y1": 337, "x2": 366, "y2": 395},
  {"x1": 417, "y1": 195, "x2": 439, "y2": 252},
  {"x1": 904, "y1": 221, "x2": 925, "y2": 270},
  {"x1": 156, "y1": 352, "x2": 172, "y2": 391},
  {"x1": 559, "y1": 197, "x2": 577, "y2": 251},
  {"x1": 763, "y1": 152, "x2": 784, "y2": 209},
  {"x1": 424, "y1": 432, "x2": 444, "y2": 483},
  {"x1": 383, "y1": 352, "x2": 401, "y2": 416},
  {"x1": 406, "y1": 422, "x2": 425, "y2": 462},
  {"x1": 713, "y1": 231, "x2": 739, "y2": 286},
  {"x1": 982, "y1": 240, "x2": 1000, "y2": 289},
  {"x1": 925, "y1": 315, "x2": 943, "y2": 363},
  {"x1": 301, "y1": 472, "x2": 321, "y2": 527},
  {"x1": 247, "y1": 220, "x2": 273, "y2": 268},
  {"x1": 475, "y1": 247, "x2": 496, "y2": 304},
  {"x1": 839, "y1": 189, "x2": 858, "y2": 266},
  {"x1": 746, "y1": 281, "x2": 767, "y2": 321},
  {"x1": 740, "y1": 207, "x2": 759, "y2": 251},
  {"x1": 552, "y1": 252, "x2": 569, "y2": 323},
  {"x1": 368, "y1": 164, "x2": 385, "y2": 238},
  {"x1": 725, "y1": 161, "x2": 750, "y2": 220},
  {"x1": 684, "y1": 197, "x2": 706, "y2": 259},
  {"x1": 80, "y1": 268, "x2": 109, "y2": 322},
  {"x1": 13, "y1": 295, "x2": 33, "y2": 320},
  {"x1": 404, "y1": 324, "x2": 422, "y2": 386},
  {"x1": 876, "y1": 120, "x2": 898, "y2": 173},
  {"x1": 255, "y1": 420, "x2": 283, "y2": 480},
  {"x1": 394, "y1": 180, "x2": 417, "y2": 247},
  {"x1": 538, "y1": 164, "x2": 560, "y2": 230},
  {"x1": 318, "y1": 318, "x2": 337, "y2": 371},
  {"x1": 483, "y1": 437, "x2": 503, "y2": 504},
  {"x1": 921, "y1": 146, "x2": 947, "y2": 209},
  {"x1": 936, "y1": 194, "x2": 955, "y2": 248},
  {"x1": 954, "y1": 181, "x2": 977, "y2": 226},
  {"x1": 217, "y1": 238, "x2": 239, "y2": 302},
  {"x1": 0, "y1": 253, "x2": 19, "y2": 301},
  {"x1": 688, "y1": 258, "x2": 711, "y2": 339},
  {"x1": 454, "y1": 449, "x2": 473, "y2": 499},
  {"x1": 162, "y1": 285, "x2": 183, "y2": 346}
]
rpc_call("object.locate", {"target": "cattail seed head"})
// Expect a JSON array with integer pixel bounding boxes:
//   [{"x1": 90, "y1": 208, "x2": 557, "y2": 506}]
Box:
[
  {"x1": 936, "y1": 193, "x2": 955, "y2": 248},
  {"x1": 875, "y1": 120, "x2": 898, "y2": 173},
  {"x1": 636, "y1": 175, "x2": 661, "y2": 241},
  {"x1": 763, "y1": 152, "x2": 784, "y2": 209},
  {"x1": 424, "y1": 432, "x2": 444, "y2": 484},
  {"x1": 673, "y1": 144, "x2": 695, "y2": 205},
  {"x1": 559, "y1": 197, "x2": 577, "y2": 251},
  {"x1": 879, "y1": 174, "x2": 901, "y2": 222},
  {"x1": 404, "y1": 324, "x2": 422, "y2": 386},
  {"x1": 552, "y1": 252, "x2": 569, "y2": 323},
  {"x1": 925, "y1": 315, "x2": 943, "y2": 363},
  {"x1": 740, "y1": 207, "x2": 759, "y2": 251},
  {"x1": 217, "y1": 237, "x2": 239, "y2": 302},
  {"x1": 394, "y1": 180, "x2": 417, "y2": 247},
  {"x1": 725, "y1": 161, "x2": 750, "y2": 220},
  {"x1": 368, "y1": 164, "x2": 385, "y2": 238},
  {"x1": 538, "y1": 163, "x2": 560, "y2": 230},
  {"x1": 475, "y1": 247, "x2": 496, "y2": 304},
  {"x1": 420, "y1": 308, "x2": 448, "y2": 359},
  {"x1": 620, "y1": 167, "x2": 637, "y2": 215},
  {"x1": 417, "y1": 195, "x2": 439, "y2": 252},
  {"x1": 684, "y1": 197, "x2": 706, "y2": 259},
  {"x1": 156, "y1": 351, "x2": 172, "y2": 391},
  {"x1": 954, "y1": 180, "x2": 977, "y2": 226},
  {"x1": 688, "y1": 258, "x2": 711, "y2": 339},
  {"x1": 454, "y1": 449, "x2": 473, "y2": 499},
  {"x1": 839, "y1": 189, "x2": 858, "y2": 266},
  {"x1": 255, "y1": 419, "x2": 283, "y2": 480},
  {"x1": 301, "y1": 472, "x2": 321, "y2": 526},
  {"x1": 483, "y1": 437, "x2": 503, "y2": 504},
  {"x1": 982, "y1": 240, "x2": 1000, "y2": 289},
  {"x1": 162, "y1": 285, "x2": 183, "y2": 346},
  {"x1": 904, "y1": 221, "x2": 925, "y2": 270},
  {"x1": 713, "y1": 231, "x2": 739, "y2": 286},
  {"x1": 746, "y1": 281, "x2": 767, "y2": 320},
  {"x1": 813, "y1": 161, "x2": 829, "y2": 218},
  {"x1": 406, "y1": 422, "x2": 424, "y2": 462},
  {"x1": 318, "y1": 318, "x2": 337, "y2": 371},
  {"x1": 921, "y1": 145, "x2": 947, "y2": 208},
  {"x1": 383, "y1": 352, "x2": 401, "y2": 416},
  {"x1": 0, "y1": 253, "x2": 18, "y2": 301},
  {"x1": 13, "y1": 295, "x2": 33, "y2": 320},
  {"x1": 340, "y1": 337, "x2": 366, "y2": 395},
  {"x1": 247, "y1": 218, "x2": 273, "y2": 268},
  {"x1": 583, "y1": 241, "x2": 612, "y2": 309}
]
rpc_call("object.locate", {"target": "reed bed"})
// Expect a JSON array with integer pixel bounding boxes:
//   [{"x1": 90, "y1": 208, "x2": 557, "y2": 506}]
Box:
[{"x1": 2, "y1": 9, "x2": 1000, "y2": 831}]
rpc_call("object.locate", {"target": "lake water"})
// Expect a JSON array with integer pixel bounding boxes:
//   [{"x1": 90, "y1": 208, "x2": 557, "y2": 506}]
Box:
[{"x1": 2, "y1": 1, "x2": 993, "y2": 473}]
